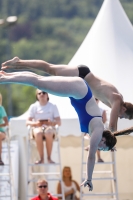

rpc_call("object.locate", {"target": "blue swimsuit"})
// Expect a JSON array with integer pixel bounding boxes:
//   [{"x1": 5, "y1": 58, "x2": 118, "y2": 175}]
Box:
[{"x1": 69, "y1": 81, "x2": 101, "y2": 133}]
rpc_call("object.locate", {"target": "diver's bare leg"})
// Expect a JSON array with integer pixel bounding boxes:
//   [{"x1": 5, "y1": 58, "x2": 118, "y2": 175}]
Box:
[
  {"x1": 0, "y1": 71, "x2": 86, "y2": 99},
  {"x1": 1, "y1": 57, "x2": 79, "y2": 76}
]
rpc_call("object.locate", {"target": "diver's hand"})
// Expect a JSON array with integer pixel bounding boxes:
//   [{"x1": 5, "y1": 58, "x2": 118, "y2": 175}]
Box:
[
  {"x1": 111, "y1": 146, "x2": 117, "y2": 152},
  {"x1": 81, "y1": 179, "x2": 93, "y2": 191}
]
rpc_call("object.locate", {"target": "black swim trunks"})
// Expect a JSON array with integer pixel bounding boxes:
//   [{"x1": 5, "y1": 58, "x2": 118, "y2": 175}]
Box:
[{"x1": 78, "y1": 65, "x2": 91, "y2": 79}]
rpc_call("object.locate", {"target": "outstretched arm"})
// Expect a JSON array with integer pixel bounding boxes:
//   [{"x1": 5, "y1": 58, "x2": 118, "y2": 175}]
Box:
[
  {"x1": 81, "y1": 124, "x2": 103, "y2": 191},
  {"x1": 109, "y1": 97, "x2": 122, "y2": 132}
]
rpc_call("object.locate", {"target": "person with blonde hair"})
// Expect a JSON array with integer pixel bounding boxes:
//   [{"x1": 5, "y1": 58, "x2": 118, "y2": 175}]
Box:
[
  {"x1": 57, "y1": 166, "x2": 80, "y2": 200},
  {"x1": 31, "y1": 178, "x2": 58, "y2": 200},
  {"x1": 2, "y1": 57, "x2": 133, "y2": 132},
  {"x1": 0, "y1": 93, "x2": 8, "y2": 165}
]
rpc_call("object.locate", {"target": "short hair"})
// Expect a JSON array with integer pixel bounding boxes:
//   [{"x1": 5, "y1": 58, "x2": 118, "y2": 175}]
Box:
[
  {"x1": 123, "y1": 102, "x2": 133, "y2": 120},
  {"x1": 37, "y1": 179, "x2": 48, "y2": 186},
  {"x1": 103, "y1": 130, "x2": 117, "y2": 150}
]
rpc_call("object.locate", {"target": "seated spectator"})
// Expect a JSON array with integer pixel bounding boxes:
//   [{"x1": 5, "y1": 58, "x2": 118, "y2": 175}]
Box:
[
  {"x1": 0, "y1": 93, "x2": 8, "y2": 165},
  {"x1": 26, "y1": 89, "x2": 61, "y2": 164},
  {"x1": 57, "y1": 166, "x2": 80, "y2": 200},
  {"x1": 31, "y1": 178, "x2": 58, "y2": 200}
]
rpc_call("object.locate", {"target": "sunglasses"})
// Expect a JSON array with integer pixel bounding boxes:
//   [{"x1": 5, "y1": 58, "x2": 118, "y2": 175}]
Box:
[
  {"x1": 38, "y1": 91, "x2": 46, "y2": 95},
  {"x1": 38, "y1": 185, "x2": 47, "y2": 188}
]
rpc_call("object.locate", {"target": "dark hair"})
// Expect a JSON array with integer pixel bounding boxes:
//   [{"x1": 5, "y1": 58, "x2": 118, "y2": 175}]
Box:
[
  {"x1": 103, "y1": 130, "x2": 117, "y2": 150},
  {"x1": 123, "y1": 102, "x2": 133, "y2": 119},
  {"x1": 114, "y1": 126, "x2": 133, "y2": 136}
]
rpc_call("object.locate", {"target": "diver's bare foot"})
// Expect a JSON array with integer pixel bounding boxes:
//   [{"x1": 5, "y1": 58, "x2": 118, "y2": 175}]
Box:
[
  {"x1": 0, "y1": 70, "x2": 16, "y2": 77},
  {"x1": 0, "y1": 71, "x2": 11, "y2": 83},
  {"x1": 0, "y1": 70, "x2": 9, "y2": 78},
  {"x1": 0, "y1": 71, "x2": 17, "y2": 83},
  {"x1": 1, "y1": 57, "x2": 20, "y2": 70}
]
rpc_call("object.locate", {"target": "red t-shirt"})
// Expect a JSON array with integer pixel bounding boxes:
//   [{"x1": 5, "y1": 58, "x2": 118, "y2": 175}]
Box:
[{"x1": 31, "y1": 193, "x2": 58, "y2": 200}]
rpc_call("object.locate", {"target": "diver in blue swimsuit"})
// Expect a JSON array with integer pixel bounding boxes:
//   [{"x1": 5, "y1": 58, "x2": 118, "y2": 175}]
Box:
[
  {"x1": 70, "y1": 81, "x2": 101, "y2": 133},
  {"x1": 0, "y1": 70, "x2": 117, "y2": 191}
]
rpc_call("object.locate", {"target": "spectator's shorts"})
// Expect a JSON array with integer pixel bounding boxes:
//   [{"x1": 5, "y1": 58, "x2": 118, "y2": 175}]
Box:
[{"x1": 30, "y1": 126, "x2": 57, "y2": 140}]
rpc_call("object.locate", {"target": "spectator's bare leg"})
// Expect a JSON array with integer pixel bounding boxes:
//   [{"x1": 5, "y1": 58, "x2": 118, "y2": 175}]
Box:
[
  {"x1": 44, "y1": 128, "x2": 54, "y2": 163},
  {"x1": 33, "y1": 130, "x2": 44, "y2": 164}
]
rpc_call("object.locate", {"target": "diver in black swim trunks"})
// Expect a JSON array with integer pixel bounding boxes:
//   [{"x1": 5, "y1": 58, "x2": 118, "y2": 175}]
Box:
[{"x1": 2, "y1": 57, "x2": 133, "y2": 132}]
